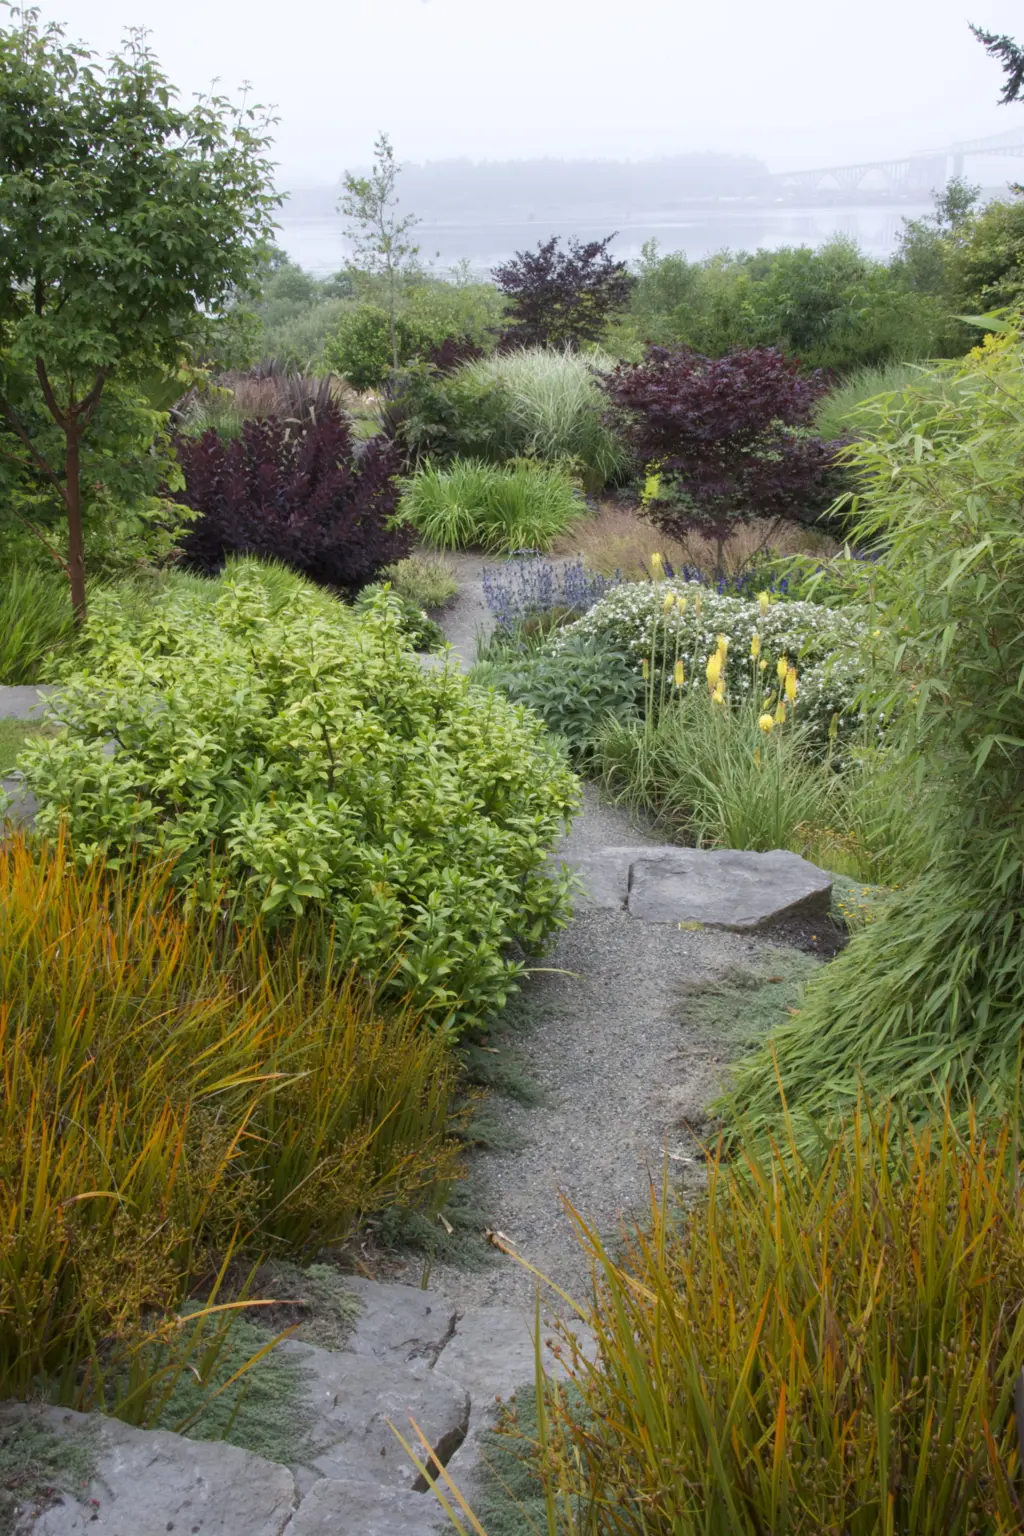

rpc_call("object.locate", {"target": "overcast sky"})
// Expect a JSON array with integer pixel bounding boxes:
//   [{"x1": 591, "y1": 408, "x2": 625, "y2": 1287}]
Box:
[{"x1": 50, "y1": 0, "x2": 1024, "y2": 183}]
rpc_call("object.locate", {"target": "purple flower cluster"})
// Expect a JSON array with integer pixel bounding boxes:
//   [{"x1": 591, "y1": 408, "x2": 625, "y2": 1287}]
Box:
[{"x1": 482, "y1": 556, "x2": 623, "y2": 632}]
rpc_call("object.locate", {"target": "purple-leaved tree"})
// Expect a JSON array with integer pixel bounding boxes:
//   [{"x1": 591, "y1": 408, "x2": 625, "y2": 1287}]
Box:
[
  {"x1": 603, "y1": 345, "x2": 844, "y2": 574},
  {"x1": 493, "y1": 235, "x2": 635, "y2": 351}
]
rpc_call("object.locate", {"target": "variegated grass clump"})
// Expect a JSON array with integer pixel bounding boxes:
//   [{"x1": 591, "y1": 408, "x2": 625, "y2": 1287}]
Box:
[{"x1": 0, "y1": 830, "x2": 461, "y2": 1418}]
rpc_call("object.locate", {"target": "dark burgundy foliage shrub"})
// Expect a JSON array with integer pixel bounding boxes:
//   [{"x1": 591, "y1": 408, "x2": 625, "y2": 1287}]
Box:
[
  {"x1": 603, "y1": 345, "x2": 846, "y2": 543},
  {"x1": 423, "y1": 334, "x2": 485, "y2": 375},
  {"x1": 174, "y1": 405, "x2": 409, "y2": 592},
  {"x1": 493, "y1": 235, "x2": 635, "y2": 350}
]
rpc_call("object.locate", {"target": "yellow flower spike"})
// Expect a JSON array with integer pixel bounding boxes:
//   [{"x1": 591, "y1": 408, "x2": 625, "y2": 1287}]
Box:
[
  {"x1": 712, "y1": 682, "x2": 726, "y2": 705},
  {"x1": 753, "y1": 746, "x2": 762, "y2": 767},
  {"x1": 642, "y1": 657, "x2": 650, "y2": 680},
  {"x1": 651, "y1": 552, "x2": 664, "y2": 580},
  {"x1": 776, "y1": 655, "x2": 788, "y2": 683},
  {"x1": 750, "y1": 632, "x2": 761, "y2": 660},
  {"x1": 663, "y1": 590, "x2": 675, "y2": 613},
  {"x1": 759, "y1": 658, "x2": 767, "y2": 672},
  {"x1": 775, "y1": 698, "x2": 787, "y2": 725},
  {"x1": 676, "y1": 594, "x2": 687, "y2": 613},
  {"x1": 758, "y1": 590, "x2": 770, "y2": 617},
  {"x1": 716, "y1": 633, "x2": 729, "y2": 657},
  {"x1": 705, "y1": 652, "x2": 722, "y2": 689},
  {"x1": 785, "y1": 666, "x2": 798, "y2": 703},
  {"x1": 758, "y1": 713, "x2": 774, "y2": 733},
  {"x1": 674, "y1": 659, "x2": 685, "y2": 688}
]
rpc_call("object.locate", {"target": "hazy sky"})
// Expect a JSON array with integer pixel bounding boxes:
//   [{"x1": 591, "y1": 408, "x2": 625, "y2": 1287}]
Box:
[{"x1": 49, "y1": 0, "x2": 1024, "y2": 182}]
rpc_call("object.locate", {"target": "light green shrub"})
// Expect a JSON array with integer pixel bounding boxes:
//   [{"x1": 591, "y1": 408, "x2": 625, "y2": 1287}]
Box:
[
  {"x1": 19, "y1": 564, "x2": 579, "y2": 1025},
  {"x1": 400, "y1": 458, "x2": 586, "y2": 554}
]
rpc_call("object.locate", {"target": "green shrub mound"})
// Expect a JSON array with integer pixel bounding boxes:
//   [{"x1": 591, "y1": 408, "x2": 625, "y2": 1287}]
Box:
[
  {"x1": 19, "y1": 564, "x2": 579, "y2": 1025},
  {"x1": 552, "y1": 580, "x2": 868, "y2": 740},
  {"x1": 400, "y1": 457, "x2": 585, "y2": 554}
]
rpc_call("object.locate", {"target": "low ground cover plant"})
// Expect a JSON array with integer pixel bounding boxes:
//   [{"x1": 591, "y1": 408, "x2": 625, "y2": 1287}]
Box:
[
  {"x1": 400, "y1": 458, "x2": 585, "y2": 554},
  {"x1": 174, "y1": 405, "x2": 409, "y2": 593},
  {"x1": 17, "y1": 563, "x2": 578, "y2": 1024},
  {"x1": 473, "y1": 637, "x2": 641, "y2": 765},
  {"x1": 498, "y1": 1098, "x2": 1024, "y2": 1535},
  {"x1": 0, "y1": 830, "x2": 460, "y2": 1416}
]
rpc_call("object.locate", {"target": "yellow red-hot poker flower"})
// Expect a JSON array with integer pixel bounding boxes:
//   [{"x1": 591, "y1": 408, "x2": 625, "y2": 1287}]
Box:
[
  {"x1": 758, "y1": 713, "x2": 774, "y2": 733},
  {"x1": 705, "y1": 652, "x2": 722, "y2": 689},
  {"x1": 758, "y1": 590, "x2": 770, "y2": 617},
  {"x1": 651, "y1": 552, "x2": 664, "y2": 580},
  {"x1": 642, "y1": 657, "x2": 650, "y2": 680},
  {"x1": 663, "y1": 591, "x2": 675, "y2": 613},
  {"x1": 716, "y1": 633, "x2": 729, "y2": 658},
  {"x1": 776, "y1": 655, "x2": 789, "y2": 683},
  {"x1": 712, "y1": 682, "x2": 726, "y2": 705},
  {"x1": 785, "y1": 666, "x2": 798, "y2": 703},
  {"x1": 750, "y1": 632, "x2": 761, "y2": 660},
  {"x1": 674, "y1": 659, "x2": 685, "y2": 688},
  {"x1": 775, "y1": 698, "x2": 787, "y2": 725}
]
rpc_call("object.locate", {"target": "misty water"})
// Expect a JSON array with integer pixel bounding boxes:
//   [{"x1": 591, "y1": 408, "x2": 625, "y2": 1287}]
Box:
[{"x1": 276, "y1": 201, "x2": 935, "y2": 277}]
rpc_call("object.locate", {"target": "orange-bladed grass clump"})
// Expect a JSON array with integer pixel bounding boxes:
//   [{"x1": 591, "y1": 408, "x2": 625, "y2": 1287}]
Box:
[
  {"x1": 467, "y1": 1100, "x2": 1024, "y2": 1535},
  {"x1": 0, "y1": 828, "x2": 461, "y2": 1415}
]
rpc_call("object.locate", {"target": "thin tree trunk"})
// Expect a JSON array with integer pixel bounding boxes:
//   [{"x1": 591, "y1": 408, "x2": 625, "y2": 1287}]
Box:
[{"x1": 65, "y1": 426, "x2": 87, "y2": 625}]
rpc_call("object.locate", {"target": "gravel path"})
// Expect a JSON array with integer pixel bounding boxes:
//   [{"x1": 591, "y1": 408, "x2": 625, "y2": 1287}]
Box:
[{"x1": 423, "y1": 557, "x2": 786, "y2": 1311}]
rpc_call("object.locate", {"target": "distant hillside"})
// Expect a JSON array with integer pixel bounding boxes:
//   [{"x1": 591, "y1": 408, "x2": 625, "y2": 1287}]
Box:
[{"x1": 282, "y1": 154, "x2": 771, "y2": 223}]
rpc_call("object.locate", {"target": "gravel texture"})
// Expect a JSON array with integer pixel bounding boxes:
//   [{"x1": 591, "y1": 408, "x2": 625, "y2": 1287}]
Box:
[{"x1": 423, "y1": 556, "x2": 798, "y2": 1312}]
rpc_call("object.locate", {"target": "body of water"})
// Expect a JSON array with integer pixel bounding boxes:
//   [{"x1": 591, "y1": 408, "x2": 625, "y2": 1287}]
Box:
[{"x1": 276, "y1": 201, "x2": 935, "y2": 277}]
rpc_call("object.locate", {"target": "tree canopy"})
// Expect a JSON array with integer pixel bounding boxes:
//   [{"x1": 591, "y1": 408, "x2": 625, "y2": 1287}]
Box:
[{"x1": 0, "y1": 5, "x2": 278, "y2": 617}]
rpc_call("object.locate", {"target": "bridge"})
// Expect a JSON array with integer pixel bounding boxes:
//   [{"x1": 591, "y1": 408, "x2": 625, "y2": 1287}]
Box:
[{"x1": 772, "y1": 129, "x2": 1024, "y2": 196}]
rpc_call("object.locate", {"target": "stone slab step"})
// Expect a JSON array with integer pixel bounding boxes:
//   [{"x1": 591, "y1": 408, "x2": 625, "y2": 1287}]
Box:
[
  {"x1": 286, "y1": 1478, "x2": 448, "y2": 1535},
  {"x1": 3, "y1": 1402, "x2": 296, "y2": 1536},
  {"x1": 285, "y1": 1341, "x2": 469, "y2": 1499},
  {"x1": 561, "y1": 844, "x2": 832, "y2": 930}
]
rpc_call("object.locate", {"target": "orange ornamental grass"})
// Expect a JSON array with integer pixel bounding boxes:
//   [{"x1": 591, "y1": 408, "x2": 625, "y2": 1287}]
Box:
[
  {"x1": 0, "y1": 828, "x2": 461, "y2": 1413},
  {"x1": 480, "y1": 1099, "x2": 1024, "y2": 1535}
]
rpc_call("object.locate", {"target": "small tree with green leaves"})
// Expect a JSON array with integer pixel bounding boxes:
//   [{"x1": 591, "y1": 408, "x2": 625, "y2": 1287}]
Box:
[
  {"x1": 0, "y1": 6, "x2": 278, "y2": 621},
  {"x1": 339, "y1": 133, "x2": 421, "y2": 379}
]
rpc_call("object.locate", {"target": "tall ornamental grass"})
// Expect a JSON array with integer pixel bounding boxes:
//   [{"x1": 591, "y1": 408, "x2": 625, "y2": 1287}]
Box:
[
  {"x1": 463, "y1": 348, "x2": 631, "y2": 489},
  {"x1": 0, "y1": 830, "x2": 460, "y2": 1414},
  {"x1": 401, "y1": 457, "x2": 586, "y2": 553},
  {"x1": 0, "y1": 564, "x2": 85, "y2": 684},
  {"x1": 490, "y1": 1100, "x2": 1024, "y2": 1535},
  {"x1": 728, "y1": 327, "x2": 1024, "y2": 1142}
]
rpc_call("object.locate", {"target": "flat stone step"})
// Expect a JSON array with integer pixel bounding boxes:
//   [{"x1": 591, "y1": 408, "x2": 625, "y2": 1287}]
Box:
[
  {"x1": 560, "y1": 844, "x2": 832, "y2": 930},
  {"x1": 285, "y1": 1478, "x2": 448, "y2": 1535},
  {"x1": 4, "y1": 1402, "x2": 296, "y2": 1536}
]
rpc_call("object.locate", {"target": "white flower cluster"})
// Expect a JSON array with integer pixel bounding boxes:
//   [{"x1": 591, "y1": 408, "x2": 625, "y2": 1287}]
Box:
[{"x1": 552, "y1": 581, "x2": 871, "y2": 734}]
